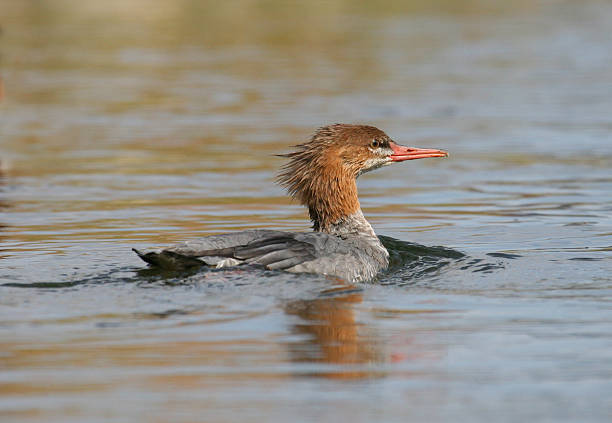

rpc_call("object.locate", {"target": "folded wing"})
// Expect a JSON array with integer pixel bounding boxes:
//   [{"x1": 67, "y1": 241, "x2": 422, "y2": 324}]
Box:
[{"x1": 133, "y1": 230, "x2": 317, "y2": 271}]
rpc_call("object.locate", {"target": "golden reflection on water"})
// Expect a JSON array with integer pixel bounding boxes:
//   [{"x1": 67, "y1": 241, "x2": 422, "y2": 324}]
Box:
[
  {"x1": 286, "y1": 286, "x2": 382, "y2": 379},
  {"x1": 0, "y1": 289, "x2": 384, "y2": 404},
  {"x1": 0, "y1": 291, "x2": 384, "y2": 411}
]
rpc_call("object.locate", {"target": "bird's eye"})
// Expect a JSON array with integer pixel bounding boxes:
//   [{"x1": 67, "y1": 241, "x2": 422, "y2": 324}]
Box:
[{"x1": 371, "y1": 140, "x2": 380, "y2": 148}]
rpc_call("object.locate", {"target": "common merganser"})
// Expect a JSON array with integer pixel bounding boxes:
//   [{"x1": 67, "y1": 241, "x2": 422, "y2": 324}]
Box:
[{"x1": 134, "y1": 124, "x2": 448, "y2": 282}]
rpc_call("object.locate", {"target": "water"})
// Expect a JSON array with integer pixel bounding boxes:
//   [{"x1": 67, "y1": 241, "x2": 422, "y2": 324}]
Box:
[{"x1": 1, "y1": 0, "x2": 612, "y2": 421}]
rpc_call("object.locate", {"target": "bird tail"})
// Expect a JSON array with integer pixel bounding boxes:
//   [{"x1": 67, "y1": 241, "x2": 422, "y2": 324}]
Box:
[{"x1": 132, "y1": 248, "x2": 206, "y2": 270}]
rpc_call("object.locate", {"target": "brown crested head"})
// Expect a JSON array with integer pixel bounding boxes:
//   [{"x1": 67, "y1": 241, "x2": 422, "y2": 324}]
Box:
[{"x1": 277, "y1": 124, "x2": 448, "y2": 232}]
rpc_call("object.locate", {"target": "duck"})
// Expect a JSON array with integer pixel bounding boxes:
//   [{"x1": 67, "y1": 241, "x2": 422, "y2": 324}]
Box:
[{"x1": 133, "y1": 124, "x2": 448, "y2": 282}]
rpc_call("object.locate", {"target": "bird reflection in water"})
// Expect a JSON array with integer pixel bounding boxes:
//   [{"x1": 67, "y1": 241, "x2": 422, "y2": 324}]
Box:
[{"x1": 285, "y1": 285, "x2": 383, "y2": 380}]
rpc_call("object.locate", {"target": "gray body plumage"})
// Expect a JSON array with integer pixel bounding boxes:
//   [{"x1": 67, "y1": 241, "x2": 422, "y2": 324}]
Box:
[{"x1": 134, "y1": 227, "x2": 389, "y2": 283}]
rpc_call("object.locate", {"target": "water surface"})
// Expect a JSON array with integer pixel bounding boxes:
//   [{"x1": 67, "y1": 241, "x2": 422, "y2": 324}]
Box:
[{"x1": 1, "y1": 1, "x2": 612, "y2": 422}]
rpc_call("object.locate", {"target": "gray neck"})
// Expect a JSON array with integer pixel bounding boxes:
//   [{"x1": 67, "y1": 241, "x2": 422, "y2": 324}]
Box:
[{"x1": 323, "y1": 209, "x2": 378, "y2": 238}]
